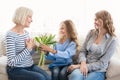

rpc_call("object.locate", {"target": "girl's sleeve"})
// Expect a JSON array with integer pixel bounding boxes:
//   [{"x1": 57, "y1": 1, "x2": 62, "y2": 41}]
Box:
[{"x1": 54, "y1": 41, "x2": 76, "y2": 58}]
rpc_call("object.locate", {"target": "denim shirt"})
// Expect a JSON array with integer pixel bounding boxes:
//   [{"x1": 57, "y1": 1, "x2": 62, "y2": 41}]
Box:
[
  {"x1": 45, "y1": 39, "x2": 76, "y2": 68},
  {"x1": 78, "y1": 29, "x2": 117, "y2": 72}
]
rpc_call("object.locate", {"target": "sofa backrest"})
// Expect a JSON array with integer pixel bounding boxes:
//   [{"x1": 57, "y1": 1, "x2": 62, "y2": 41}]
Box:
[
  {"x1": 1, "y1": 31, "x2": 119, "y2": 59},
  {"x1": 112, "y1": 36, "x2": 120, "y2": 59}
]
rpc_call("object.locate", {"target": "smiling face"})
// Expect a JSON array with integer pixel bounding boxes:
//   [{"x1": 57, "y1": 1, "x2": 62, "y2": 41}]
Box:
[
  {"x1": 24, "y1": 15, "x2": 32, "y2": 27},
  {"x1": 94, "y1": 18, "x2": 103, "y2": 30},
  {"x1": 59, "y1": 22, "x2": 67, "y2": 38}
]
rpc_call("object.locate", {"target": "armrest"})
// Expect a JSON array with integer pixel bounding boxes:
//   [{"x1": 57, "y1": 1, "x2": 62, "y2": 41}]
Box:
[
  {"x1": 106, "y1": 57, "x2": 120, "y2": 78},
  {"x1": 0, "y1": 56, "x2": 7, "y2": 74}
]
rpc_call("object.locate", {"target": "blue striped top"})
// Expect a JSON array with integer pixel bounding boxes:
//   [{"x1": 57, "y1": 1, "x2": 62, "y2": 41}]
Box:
[{"x1": 5, "y1": 30, "x2": 34, "y2": 67}]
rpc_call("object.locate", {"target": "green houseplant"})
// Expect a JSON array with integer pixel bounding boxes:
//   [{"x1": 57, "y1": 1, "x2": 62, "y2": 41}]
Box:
[{"x1": 34, "y1": 34, "x2": 56, "y2": 66}]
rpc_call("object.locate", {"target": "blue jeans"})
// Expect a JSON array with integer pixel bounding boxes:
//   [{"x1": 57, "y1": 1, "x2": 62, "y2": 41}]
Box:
[
  {"x1": 7, "y1": 64, "x2": 51, "y2": 80},
  {"x1": 50, "y1": 66, "x2": 68, "y2": 80},
  {"x1": 69, "y1": 69, "x2": 105, "y2": 80}
]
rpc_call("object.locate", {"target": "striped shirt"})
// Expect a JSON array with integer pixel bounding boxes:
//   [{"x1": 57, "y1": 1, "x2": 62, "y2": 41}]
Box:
[{"x1": 5, "y1": 31, "x2": 34, "y2": 67}]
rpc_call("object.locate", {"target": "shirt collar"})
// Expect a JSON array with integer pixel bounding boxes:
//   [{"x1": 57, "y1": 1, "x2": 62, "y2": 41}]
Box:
[
  {"x1": 105, "y1": 33, "x2": 111, "y2": 39},
  {"x1": 96, "y1": 30, "x2": 111, "y2": 39}
]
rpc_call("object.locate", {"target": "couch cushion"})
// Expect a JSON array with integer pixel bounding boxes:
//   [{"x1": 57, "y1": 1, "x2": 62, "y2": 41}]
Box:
[
  {"x1": 0, "y1": 33, "x2": 6, "y2": 56},
  {"x1": 106, "y1": 57, "x2": 120, "y2": 78},
  {"x1": 0, "y1": 56, "x2": 7, "y2": 74},
  {"x1": 0, "y1": 74, "x2": 8, "y2": 80}
]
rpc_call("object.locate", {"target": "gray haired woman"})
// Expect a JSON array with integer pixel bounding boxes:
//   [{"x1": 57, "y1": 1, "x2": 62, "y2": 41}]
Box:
[{"x1": 6, "y1": 7, "x2": 51, "y2": 80}]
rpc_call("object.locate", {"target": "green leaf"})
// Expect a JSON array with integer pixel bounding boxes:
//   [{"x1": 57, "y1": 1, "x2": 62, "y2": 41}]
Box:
[
  {"x1": 51, "y1": 35, "x2": 55, "y2": 40},
  {"x1": 46, "y1": 34, "x2": 56, "y2": 45},
  {"x1": 45, "y1": 34, "x2": 52, "y2": 44},
  {"x1": 34, "y1": 33, "x2": 57, "y2": 66},
  {"x1": 47, "y1": 41, "x2": 57, "y2": 45},
  {"x1": 40, "y1": 34, "x2": 48, "y2": 44},
  {"x1": 34, "y1": 37, "x2": 41, "y2": 43}
]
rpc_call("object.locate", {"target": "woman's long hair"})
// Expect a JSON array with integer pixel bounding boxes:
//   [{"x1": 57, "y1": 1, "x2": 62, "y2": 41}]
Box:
[{"x1": 95, "y1": 10, "x2": 115, "y2": 36}]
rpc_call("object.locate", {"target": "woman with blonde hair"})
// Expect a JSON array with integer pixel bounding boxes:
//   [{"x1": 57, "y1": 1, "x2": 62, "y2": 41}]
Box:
[
  {"x1": 68, "y1": 10, "x2": 117, "y2": 80},
  {"x1": 6, "y1": 7, "x2": 51, "y2": 80},
  {"x1": 40, "y1": 19, "x2": 80, "y2": 80}
]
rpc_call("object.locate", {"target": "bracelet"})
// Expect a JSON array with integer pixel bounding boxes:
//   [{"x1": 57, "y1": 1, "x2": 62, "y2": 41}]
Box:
[{"x1": 46, "y1": 52, "x2": 49, "y2": 56}]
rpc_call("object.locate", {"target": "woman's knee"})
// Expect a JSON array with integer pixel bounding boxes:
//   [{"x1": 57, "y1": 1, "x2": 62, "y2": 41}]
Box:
[
  {"x1": 69, "y1": 69, "x2": 83, "y2": 80},
  {"x1": 60, "y1": 67, "x2": 67, "y2": 76},
  {"x1": 32, "y1": 73, "x2": 46, "y2": 80},
  {"x1": 86, "y1": 72, "x2": 105, "y2": 80},
  {"x1": 60, "y1": 70, "x2": 66, "y2": 77},
  {"x1": 71, "y1": 69, "x2": 82, "y2": 76},
  {"x1": 52, "y1": 67, "x2": 60, "y2": 74}
]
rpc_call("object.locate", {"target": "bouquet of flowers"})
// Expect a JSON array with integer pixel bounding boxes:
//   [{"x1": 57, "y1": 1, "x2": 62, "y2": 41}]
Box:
[{"x1": 34, "y1": 34, "x2": 56, "y2": 66}]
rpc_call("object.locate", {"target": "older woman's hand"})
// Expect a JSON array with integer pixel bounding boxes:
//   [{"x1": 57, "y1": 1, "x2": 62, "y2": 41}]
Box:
[{"x1": 26, "y1": 38, "x2": 35, "y2": 51}]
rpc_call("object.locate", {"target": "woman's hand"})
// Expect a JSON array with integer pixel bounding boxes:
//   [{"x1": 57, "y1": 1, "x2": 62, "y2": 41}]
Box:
[
  {"x1": 80, "y1": 61, "x2": 88, "y2": 76},
  {"x1": 26, "y1": 38, "x2": 35, "y2": 51},
  {"x1": 40, "y1": 44, "x2": 57, "y2": 54},
  {"x1": 67, "y1": 64, "x2": 80, "y2": 73}
]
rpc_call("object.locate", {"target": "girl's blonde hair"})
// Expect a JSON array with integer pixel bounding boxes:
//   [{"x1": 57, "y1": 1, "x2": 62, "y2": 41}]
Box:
[
  {"x1": 95, "y1": 10, "x2": 115, "y2": 36},
  {"x1": 13, "y1": 7, "x2": 33, "y2": 25},
  {"x1": 60, "y1": 20, "x2": 80, "y2": 62}
]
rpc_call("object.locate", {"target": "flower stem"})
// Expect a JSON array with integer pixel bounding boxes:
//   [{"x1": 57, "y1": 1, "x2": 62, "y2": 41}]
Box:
[{"x1": 38, "y1": 51, "x2": 45, "y2": 66}]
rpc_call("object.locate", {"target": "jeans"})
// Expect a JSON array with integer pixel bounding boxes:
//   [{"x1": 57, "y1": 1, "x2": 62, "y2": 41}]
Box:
[
  {"x1": 7, "y1": 64, "x2": 51, "y2": 80},
  {"x1": 50, "y1": 66, "x2": 68, "y2": 80},
  {"x1": 69, "y1": 69, "x2": 105, "y2": 80}
]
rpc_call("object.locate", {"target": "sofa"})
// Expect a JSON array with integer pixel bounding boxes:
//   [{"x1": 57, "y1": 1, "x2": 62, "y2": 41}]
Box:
[{"x1": 0, "y1": 32, "x2": 120, "y2": 80}]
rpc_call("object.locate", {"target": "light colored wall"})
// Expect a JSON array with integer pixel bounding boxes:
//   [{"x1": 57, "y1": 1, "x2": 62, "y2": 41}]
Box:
[{"x1": 0, "y1": 0, "x2": 120, "y2": 36}]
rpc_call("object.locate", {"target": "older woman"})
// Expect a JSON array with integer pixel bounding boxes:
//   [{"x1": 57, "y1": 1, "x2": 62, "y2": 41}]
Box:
[{"x1": 5, "y1": 7, "x2": 51, "y2": 80}]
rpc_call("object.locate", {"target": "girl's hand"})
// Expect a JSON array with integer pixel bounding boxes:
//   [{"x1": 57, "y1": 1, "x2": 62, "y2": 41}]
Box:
[
  {"x1": 40, "y1": 44, "x2": 57, "y2": 54},
  {"x1": 67, "y1": 64, "x2": 80, "y2": 73},
  {"x1": 40, "y1": 44, "x2": 50, "y2": 51},
  {"x1": 80, "y1": 61, "x2": 88, "y2": 76}
]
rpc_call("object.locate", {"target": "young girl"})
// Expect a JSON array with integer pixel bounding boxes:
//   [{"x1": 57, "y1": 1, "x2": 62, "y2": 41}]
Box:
[{"x1": 40, "y1": 20, "x2": 80, "y2": 80}]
